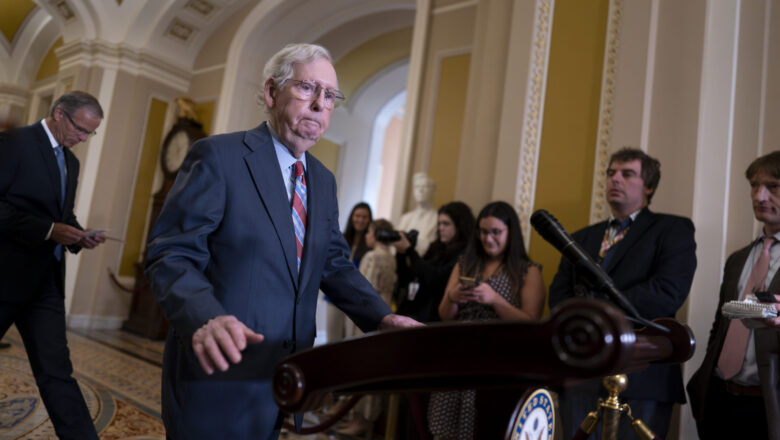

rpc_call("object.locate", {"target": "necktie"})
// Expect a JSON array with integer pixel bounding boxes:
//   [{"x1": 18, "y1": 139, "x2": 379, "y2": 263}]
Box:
[
  {"x1": 717, "y1": 236, "x2": 776, "y2": 379},
  {"x1": 54, "y1": 145, "x2": 66, "y2": 208},
  {"x1": 599, "y1": 218, "x2": 631, "y2": 267},
  {"x1": 291, "y1": 161, "x2": 307, "y2": 270},
  {"x1": 53, "y1": 146, "x2": 66, "y2": 261}
]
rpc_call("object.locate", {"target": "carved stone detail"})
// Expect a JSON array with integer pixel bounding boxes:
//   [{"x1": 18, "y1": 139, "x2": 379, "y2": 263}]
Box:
[
  {"x1": 515, "y1": 0, "x2": 554, "y2": 243},
  {"x1": 589, "y1": 0, "x2": 623, "y2": 224}
]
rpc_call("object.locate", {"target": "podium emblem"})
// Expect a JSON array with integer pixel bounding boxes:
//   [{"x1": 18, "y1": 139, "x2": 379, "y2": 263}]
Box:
[{"x1": 510, "y1": 388, "x2": 554, "y2": 440}]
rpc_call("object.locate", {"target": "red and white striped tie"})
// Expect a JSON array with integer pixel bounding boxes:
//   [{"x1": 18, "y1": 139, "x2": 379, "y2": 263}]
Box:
[{"x1": 291, "y1": 161, "x2": 307, "y2": 270}]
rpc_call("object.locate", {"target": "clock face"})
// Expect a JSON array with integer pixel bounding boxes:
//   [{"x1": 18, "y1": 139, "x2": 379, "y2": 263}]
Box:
[{"x1": 164, "y1": 130, "x2": 191, "y2": 174}]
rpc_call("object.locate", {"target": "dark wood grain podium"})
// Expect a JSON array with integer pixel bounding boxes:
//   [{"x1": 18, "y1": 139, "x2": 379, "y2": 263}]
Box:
[{"x1": 272, "y1": 299, "x2": 694, "y2": 439}]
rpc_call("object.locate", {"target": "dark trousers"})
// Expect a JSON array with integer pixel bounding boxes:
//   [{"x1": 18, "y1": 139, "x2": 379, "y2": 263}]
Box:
[
  {"x1": 0, "y1": 259, "x2": 98, "y2": 440},
  {"x1": 557, "y1": 380, "x2": 673, "y2": 440},
  {"x1": 695, "y1": 376, "x2": 767, "y2": 439}
]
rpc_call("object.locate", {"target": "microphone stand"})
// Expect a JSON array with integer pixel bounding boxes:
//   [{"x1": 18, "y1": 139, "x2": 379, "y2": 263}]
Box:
[{"x1": 572, "y1": 375, "x2": 659, "y2": 440}]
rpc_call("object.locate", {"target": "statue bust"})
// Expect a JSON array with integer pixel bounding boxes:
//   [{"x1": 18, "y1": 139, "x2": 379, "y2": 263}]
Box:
[{"x1": 397, "y1": 172, "x2": 438, "y2": 255}]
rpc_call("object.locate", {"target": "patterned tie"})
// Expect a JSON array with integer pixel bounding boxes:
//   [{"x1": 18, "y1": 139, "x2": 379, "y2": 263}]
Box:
[
  {"x1": 599, "y1": 218, "x2": 631, "y2": 267},
  {"x1": 53, "y1": 146, "x2": 66, "y2": 260},
  {"x1": 291, "y1": 161, "x2": 307, "y2": 270},
  {"x1": 717, "y1": 236, "x2": 776, "y2": 379}
]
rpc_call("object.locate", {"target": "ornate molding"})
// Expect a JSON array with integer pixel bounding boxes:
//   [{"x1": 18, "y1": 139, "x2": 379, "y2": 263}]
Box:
[
  {"x1": 0, "y1": 84, "x2": 30, "y2": 107},
  {"x1": 56, "y1": 41, "x2": 191, "y2": 92},
  {"x1": 589, "y1": 0, "x2": 623, "y2": 224},
  {"x1": 515, "y1": 0, "x2": 554, "y2": 244}
]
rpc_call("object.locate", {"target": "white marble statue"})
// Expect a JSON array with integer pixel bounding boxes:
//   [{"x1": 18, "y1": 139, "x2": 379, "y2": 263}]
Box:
[{"x1": 396, "y1": 172, "x2": 438, "y2": 255}]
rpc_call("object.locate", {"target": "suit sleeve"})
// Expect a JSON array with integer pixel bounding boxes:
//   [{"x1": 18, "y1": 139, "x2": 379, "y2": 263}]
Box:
[
  {"x1": 622, "y1": 217, "x2": 697, "y2": 319},
  {"x1": 144, "y1": 139, "x2": 229, "y2": 341},
  {"x1": 548, "y1": 255, "x2": 574, "y2": 310},
  {"x1": 319, "y1": 182, "x2": 391, "y2": 332},
  {"x1": 0, "y1": 131, "x2": 58, "y2": 246}
]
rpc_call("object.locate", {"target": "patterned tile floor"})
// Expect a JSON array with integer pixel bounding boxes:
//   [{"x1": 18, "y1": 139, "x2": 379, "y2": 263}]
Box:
[
  {"x1": 0, "y1": 327, "x2": 382, "y2": 439},
  {"x1": 0, "y1": 326, "x2": 165, "y2": 439}
]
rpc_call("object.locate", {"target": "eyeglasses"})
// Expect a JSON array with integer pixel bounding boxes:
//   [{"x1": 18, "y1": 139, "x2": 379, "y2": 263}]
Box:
[
  {"x1": 479, "y1": 227, "x2": 507, "y2": 238},
  {"x1": 63, "y1": 110, "x2": 96, "y2": 136},
  {"x1": 286, "y1": 79, "x2": 345, "y2": 108}
]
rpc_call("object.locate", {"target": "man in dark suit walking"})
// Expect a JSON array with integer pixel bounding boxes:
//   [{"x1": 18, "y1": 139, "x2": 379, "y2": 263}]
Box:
[
  {"x1": 549, "y1": 147, "x2": 697, "y2": 439},
  {"x1": 688, "y1": 151, "x2": 780, "y2": 439},
  {"x1": 145, "y1": 43, "x2": 421, "y2": 440},
  {"x1": 0, "y1": 90, "x2": 106, "y2": 439}
]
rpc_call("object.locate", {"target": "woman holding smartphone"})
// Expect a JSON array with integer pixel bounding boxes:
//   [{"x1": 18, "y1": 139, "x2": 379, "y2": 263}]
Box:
[{"x1": 429, "y1": 201, "x2": 545, "y2": 439}]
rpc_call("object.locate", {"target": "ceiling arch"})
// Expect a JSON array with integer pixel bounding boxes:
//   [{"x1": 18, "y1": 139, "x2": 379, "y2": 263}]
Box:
[{"x1": 214, "y1": 0, "x2": 415, "y2": 133}]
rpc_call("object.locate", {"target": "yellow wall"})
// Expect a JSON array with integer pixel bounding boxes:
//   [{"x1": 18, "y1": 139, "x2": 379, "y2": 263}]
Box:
[
  {"x1": 334, "y1": 27, "x2": 412, "y2": 101},
  {"x1": 530, "y1": 0, "x2": 610, "y2": 307},
  {"x1": 309, "y1": 138, "x2": 340, "y2": 175},
  {"x1": 311, "y1": 27, "x2": 412, "y2": 177},
  {"x1": 194, "y1": 101, "x2": 214, "y2": 135},
  {"x1": 410, "y1": 4, "x2": 475, "y2": 212},
  {"x1": 120, "y1": 98, "x2": 168, "y2": 275},
  {"x1": 429, "y1": 54, "x2": 470, "y2": 209},
  {"x1": 36, "y1": 37, "x2": 63, "y2": 80},
  {"x1": 0, "y1": 0, "x2": 36, "y2": 43}
]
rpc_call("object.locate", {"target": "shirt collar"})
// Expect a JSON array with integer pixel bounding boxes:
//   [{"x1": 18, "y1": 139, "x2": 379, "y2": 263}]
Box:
[
  {"x1": 266, "y1": 121, "x2": 307, "y2": 173},
  {"x1": 608, "y1": 208, "x2": 642, "y2": 226},
  {"x1": 757, "y1": 230, "x2": 780, "y2": 245},
  {"x1": 40, "y1": 119, "x2": 59, "y2": 149}
]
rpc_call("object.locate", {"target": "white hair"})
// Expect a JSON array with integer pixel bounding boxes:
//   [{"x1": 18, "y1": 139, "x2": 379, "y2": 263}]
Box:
[{"x1": 258, "y1": 43, "x2": 332, "y2": 112}]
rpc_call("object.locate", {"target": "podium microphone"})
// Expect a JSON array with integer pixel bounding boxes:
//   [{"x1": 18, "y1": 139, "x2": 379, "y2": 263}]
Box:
[{"x1": 530, "y1": 209, "x2": 668, "y2": 333}]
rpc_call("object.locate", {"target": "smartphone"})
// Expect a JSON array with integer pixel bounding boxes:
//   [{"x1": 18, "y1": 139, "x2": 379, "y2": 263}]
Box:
[
  {"x1": 459, "y1": 276, "x2": 478, "y2": 288},
  {"x1": 755, "y1": 290, "x2": 778, "y2": 303}
]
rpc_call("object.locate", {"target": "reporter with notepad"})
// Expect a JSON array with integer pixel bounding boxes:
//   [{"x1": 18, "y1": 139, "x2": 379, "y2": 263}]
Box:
[{"x1": 688, "y1": 150, "x2": 780, "y2": 440}]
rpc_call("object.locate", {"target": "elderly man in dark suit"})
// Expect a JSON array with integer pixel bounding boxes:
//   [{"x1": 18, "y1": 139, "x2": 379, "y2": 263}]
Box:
[
  {"x1": 0, "y1": 91, "x2": 105, "y2": 439},
  {"x1": 549, "y1": 147, "x2": 697, "y2": 440},
  {"x1": 145, "y1": 43, "x2": 421, "y2": 440},
  {"x1": 688, "y1": 151, "x2": 780, "y2": 439}
]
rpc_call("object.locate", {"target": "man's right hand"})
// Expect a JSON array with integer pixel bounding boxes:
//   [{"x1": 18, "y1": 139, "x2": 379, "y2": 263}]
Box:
[
  {"x1": 50, "y1": 222, "x2": 85, "y2": 245},
  {"x1": 191, "y1": 315, "x2": 265, "y2": 375}
]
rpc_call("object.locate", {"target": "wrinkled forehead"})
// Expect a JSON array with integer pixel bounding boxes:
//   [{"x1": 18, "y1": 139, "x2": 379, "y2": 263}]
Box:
[{"x1": 292, "y1": 58, "x2": 338, "y2": 89}]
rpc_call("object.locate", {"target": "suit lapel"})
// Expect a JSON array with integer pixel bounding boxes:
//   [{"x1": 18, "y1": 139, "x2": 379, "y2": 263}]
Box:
[
  {"x1": 242, "y1": 125, "x2": 299, "y2": 290},
  {"x1": 582, "y1": 221, "x2": 608, "y2": 258},
  {"x1": 727, "y1": 246, "x2": 752, "y2": 300},
  {"x1": 298, "y1": 155, "x2": 323, "y2": 292},
  {"x1": 63, "y1": 148, "x2": 78, "y2": 216},
  {"x1": 33, "y1": 123, "x2": 64, "y2": 217},
  {"x1": 603, "y1": 208, "x2": 654, "y2": 273}
]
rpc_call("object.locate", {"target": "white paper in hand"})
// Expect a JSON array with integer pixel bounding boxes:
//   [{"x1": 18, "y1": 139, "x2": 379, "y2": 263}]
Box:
[{"x1": 722, "y1": 296, "x2": 778, "y2": 319}]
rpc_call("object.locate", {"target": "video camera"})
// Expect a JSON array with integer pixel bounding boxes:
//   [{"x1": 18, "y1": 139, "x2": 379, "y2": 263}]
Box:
[{"x1": 375, "y1": 228, "x2": 419, "y2": 248}]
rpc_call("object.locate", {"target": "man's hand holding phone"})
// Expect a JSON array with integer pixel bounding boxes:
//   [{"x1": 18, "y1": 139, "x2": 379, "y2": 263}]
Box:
[{"x1": 80, "y1": 228, "x2": 107, "y2": 249}]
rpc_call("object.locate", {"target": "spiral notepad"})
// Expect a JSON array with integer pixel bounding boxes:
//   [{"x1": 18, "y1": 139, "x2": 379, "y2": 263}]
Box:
[{"x1": 722, "y1": 297, "x2": 778, "y2": 319}]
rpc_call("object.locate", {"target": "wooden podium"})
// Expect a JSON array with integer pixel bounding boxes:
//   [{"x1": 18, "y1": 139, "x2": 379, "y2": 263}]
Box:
[{"x1": 272, "y1": 299, "x2": 694, "y2": 439}]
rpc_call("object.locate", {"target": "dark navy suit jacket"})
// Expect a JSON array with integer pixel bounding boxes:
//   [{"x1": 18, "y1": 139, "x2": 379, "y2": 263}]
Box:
[
  {"x1": 0, "y1": 122, "x2": 82, "y2": 299},
  {"x1": 145, "y1": 123, "x2": 391, "y2": 439},
  {"x1": 549, "y1": 208, "x2": 697, "y2": 403}
]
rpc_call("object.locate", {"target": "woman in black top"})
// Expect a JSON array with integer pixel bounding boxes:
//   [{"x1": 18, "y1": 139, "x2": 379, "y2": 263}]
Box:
[
  {"x1": 343, "y1": 202, "x2": 372, "y2": 266},
  {"x1": 393, "y1": 201, "x2": 475, "y2": 322}
]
